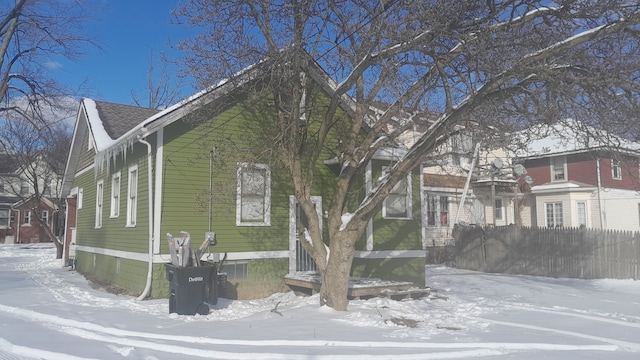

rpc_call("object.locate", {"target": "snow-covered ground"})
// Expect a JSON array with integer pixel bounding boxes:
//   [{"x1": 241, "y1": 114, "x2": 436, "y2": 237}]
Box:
[{"x1": 1, "y1": 244, "x2": 640, "y2": 359}]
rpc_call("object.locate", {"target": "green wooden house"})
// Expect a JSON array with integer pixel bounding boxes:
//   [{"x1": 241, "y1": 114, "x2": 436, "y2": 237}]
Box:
[{"x1": 61, "y1": 60, "x2": 426, "y2": 300}]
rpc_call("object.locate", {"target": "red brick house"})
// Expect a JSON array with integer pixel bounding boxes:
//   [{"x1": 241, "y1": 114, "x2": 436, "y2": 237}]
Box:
[
  {"x1": 514, "y1": 120, "x2": 640, "y2": 231},
  {"x1": 0, "y1": 153, "x2": 62, "y2": 244}
]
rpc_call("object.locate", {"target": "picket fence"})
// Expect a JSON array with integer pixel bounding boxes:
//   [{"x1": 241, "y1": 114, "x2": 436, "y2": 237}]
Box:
[{"x1": 452, "y1": 225, "x2": 640, "y2": 280}]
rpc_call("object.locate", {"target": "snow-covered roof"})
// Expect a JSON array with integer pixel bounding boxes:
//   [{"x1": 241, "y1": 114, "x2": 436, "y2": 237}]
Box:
[
  {"x1": 530, "y1": 180, "x2": 596, "y2": 193},
  {"x1": 513, "y1": 119, "x2": 640, "y2": 159},
  {"x1": 82, "y1": 99, "x2": 112, "y2": 152},
  {"x1": 82, "y1": 99, "x2": 161, "y2": 152}
]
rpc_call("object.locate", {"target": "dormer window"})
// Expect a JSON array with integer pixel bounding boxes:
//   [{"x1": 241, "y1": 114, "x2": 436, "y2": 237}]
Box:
[{"x1": 551, "y1": 156, "x2": 566, "y2": 181}]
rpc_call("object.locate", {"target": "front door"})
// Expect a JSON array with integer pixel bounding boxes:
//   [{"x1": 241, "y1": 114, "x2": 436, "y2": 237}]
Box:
[{"x1": 289, "y1": 196, "x2": 322, "y2": 273}]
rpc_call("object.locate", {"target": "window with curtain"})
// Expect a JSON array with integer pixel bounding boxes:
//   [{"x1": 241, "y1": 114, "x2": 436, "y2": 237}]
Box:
[{"x1": 426, "y1": 195, "x2": 449, "y2": 227}]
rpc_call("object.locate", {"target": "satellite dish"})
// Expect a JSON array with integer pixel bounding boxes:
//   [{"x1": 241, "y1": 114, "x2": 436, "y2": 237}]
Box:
[
  {"x1": 492, "y1": 158, "x2": 503, "y2": 169},
  {"x1": 524, "y1": 175, "x2": 534, "y2": 185},
  {"x1": 513, "y1": 164, "x2": 527, "y2": 177}
]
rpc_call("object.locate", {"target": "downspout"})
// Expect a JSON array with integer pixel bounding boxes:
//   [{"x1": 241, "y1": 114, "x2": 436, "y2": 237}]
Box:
[
  {"x1": 137, "y1": 137, "x2": 154, "y2": 301},
  {"x1": 596, "y1": 158, "x2": 605, "y2": 229},
  {"x1": 209, "y1": 149, "x2": 214, "y2": 232}
]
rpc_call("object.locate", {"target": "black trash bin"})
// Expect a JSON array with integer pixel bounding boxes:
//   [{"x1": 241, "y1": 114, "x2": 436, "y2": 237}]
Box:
[{"x1": 165, "y1": 263, "x2": 218, "y2": 315}]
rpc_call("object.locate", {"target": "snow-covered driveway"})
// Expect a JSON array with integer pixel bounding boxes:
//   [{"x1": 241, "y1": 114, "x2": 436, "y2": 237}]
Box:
[{"x1": 1, "y1": 244, "x2": 639, "y2": 359}]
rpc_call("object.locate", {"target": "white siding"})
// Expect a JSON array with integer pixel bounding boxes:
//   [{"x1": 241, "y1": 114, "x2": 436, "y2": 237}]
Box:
[{"x1": 600, "y1": 189, "x2": 640, "y2": 231}]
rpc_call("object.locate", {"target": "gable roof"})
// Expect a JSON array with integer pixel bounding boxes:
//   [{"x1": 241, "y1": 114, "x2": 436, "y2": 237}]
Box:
[
  {"x1": 514, "y1": 119, "x2": 640, "y2": 159},
  {"x1": 94, "y1": 101, "x2": 160, "y2": 140},
  {"x1": 83, "y1": 99, "x2": 160, "y2": 152},
  {"x1": 62, "y1": 54, "x2": 355, "y2": 197}
]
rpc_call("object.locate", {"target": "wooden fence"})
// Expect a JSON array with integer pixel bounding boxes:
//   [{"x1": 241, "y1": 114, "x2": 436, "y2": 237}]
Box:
[{"x1": 451, "y1": 225, "x2": 640, "y2": 280}]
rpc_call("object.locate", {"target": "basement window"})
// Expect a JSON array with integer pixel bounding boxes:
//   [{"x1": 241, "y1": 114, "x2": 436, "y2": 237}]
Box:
[{"x1": 220, "y1": 261, "x2": 248, "y2": 280}]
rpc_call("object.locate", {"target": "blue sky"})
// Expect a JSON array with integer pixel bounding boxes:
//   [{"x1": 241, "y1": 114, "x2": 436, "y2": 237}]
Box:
[{"x1": 52, "y1": 0, "x2": 194, "y2": 106}]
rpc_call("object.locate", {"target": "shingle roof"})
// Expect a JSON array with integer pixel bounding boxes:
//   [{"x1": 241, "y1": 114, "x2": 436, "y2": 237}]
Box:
[{"x1": 93, "y1": 101, "x2": 160, "y2": 139}]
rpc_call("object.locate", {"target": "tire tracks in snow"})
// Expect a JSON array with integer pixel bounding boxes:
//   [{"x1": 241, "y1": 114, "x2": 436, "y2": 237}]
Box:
[
  {"x1": 0, "y1": 304, "x2": 619, "y2": 359},
  {"x1": 482, "y1": 302, "x2": 640, "y2": 351},
  {"x1": 502, "y1": 303, "x2": 640, "y2": 329}
]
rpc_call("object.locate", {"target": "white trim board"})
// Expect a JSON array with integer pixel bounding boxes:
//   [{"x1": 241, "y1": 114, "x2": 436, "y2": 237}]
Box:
[{"x1": 75, "y1": 246, "x2": 289, "y2": 264}]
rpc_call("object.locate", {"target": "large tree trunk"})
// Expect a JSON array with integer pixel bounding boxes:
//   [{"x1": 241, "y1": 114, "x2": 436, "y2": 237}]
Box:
[{"x1": 318, "y1": 224, "x2": 361, "y2": 311}]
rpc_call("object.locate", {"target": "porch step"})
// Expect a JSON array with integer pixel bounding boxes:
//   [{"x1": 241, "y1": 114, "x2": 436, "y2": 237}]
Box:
[{"x1": 284, "y1": 273, "x2": 428, "y2": 300}]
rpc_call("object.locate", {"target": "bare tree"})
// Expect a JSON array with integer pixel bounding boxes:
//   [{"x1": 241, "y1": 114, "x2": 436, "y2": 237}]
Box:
[
  {"x1": 174, "y1": 0, "x2": 640, "y2": 310},
  {"x1": 0, "y1": 117, "x2": 71, "y2": 258},
  {"x1": 0, "y1": 0, "x2": 94, "y2": 127},
  {"x1": 131, "y1": 51, "x2": 185, "y2": 109}
]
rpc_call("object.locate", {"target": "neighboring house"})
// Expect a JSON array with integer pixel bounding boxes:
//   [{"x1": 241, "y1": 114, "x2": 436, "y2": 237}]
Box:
[
  {"x1": 513, "y1": 120, "x2": 640, "y2": 231},
  {"x1": 0, "y1": 153, "x2": 62, "y2": 244},
  {"x1": 421, "y1": 119, "x2": 640, "y2": 249},
  {"x1": 421, "y1": 127, "x2": 521, "y2": 249},
  {"x1": 61, "y1": 59, "x2": 426, "y2": 300}
]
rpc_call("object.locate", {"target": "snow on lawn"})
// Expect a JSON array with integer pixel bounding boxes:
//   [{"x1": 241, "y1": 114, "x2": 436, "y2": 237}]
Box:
[{"x1": 1, "y1": 244, "x2": 640, "y2": 359}]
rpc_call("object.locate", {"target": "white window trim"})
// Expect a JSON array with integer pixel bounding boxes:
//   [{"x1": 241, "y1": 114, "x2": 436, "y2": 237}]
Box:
[
  {"x1": 545, "y1": 201, "x2": 563, "y2": 228},
  {"x1": 23, "y1": 210, "x2": 31, "y2": 225},
  {"x1": 494, "y1": 198, "x2": 504, "y2": 221},
  {"x1": 126, "y1": 165, "x2": 138, "y2": 227},
  {"x1": 576, "y1": 201, "x2": 587, "y2": 227},
  {"x1": 110, "y1": 171, "x2": 121, "y2": 218},
  {"x1": 381, "y1": 166, "x2": 412, "y2": 220},
  {"x1": 236, "y1": 162, "x2": 271, "y2": 226},
  {"x1": 425, "y1": 194, "x2": 450, "y2": 228},
  {"x1": 41, "y1": 210, "x2": 49, "y2": 225},
  {"x1": 77, "y1": 188, "x2": 83, "y2": 209},
  {"x1": 0, "y1": 208, "x2": 10, "y2": 228},
  {"x1": 550, "y1": 156, "x2": 567, "y2": 182},
  {"x1": 612, "y1": 159, "x2": 622, "y2": 180},
  {"x1": 95, "y1": 179, "x2": 104, "y2": 228}
]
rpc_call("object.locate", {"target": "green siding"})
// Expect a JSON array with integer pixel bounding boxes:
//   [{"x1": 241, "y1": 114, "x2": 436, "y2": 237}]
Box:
[
  {"x1": 352, "y1": 257, "x2": 426, "y2": 287},
  {"x1": 78, "y1": 116, "x2": 96, "y2": 170},
  {"x1": 75, "y1": 142, "x2": 151, "y2": 253},
  {"x1": 369, "y1": 160, "x2": 422, "y2": 251},
  {"x1": 224, "y1": 258, "x2": 289, "y2": 299},
  {"x1": 75, "y1": 251, "x2": 164, "y2": 296},
  {"x1": 69, "y1": 76, "x2": 427, "y2": 299},
  {"x1": 73, "y1": 140, "x2": 154, "y2": 294},
  {"x1": 160, "y1": 110, "x2": 291, "y2": 253}
]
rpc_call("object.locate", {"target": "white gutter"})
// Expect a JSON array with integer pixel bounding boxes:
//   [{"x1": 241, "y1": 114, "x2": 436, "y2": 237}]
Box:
[{"x1": 136, "y1": 136, "x2": 154, "y2": 301}]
